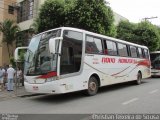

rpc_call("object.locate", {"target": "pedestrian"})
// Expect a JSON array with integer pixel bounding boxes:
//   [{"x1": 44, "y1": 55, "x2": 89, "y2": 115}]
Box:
[
  {"x1": 0, "y1": 66, "x2": 5, "y2": 91},
  {"x1": 3, "y1": 65, "x2": 8, "y2": 89},
  {"x1": 16, "y1": 67, "x2": 22, "y2": 87},
  {"x1": 6, "y1": 64, "x2": 15, "y2": 91}
]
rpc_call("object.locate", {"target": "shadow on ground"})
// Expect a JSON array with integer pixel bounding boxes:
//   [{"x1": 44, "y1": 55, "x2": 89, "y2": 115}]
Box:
[{"x1": 25, "y1": 79, "x2": 150, "y2": 104}]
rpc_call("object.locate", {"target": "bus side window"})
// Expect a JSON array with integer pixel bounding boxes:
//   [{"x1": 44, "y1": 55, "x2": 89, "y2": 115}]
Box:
[
  {"x1": 86, "y1": 46, "x2": 92, "y2": 53},
  {"x1": 105, "y1": 40, "x2": 118, "y2": 56},
  {"x1": 138, "y1": 48, "x2": 143, "y2": 58},
  {"x1": 117, "y1": 43, "x2": 129, "y2": 57},
  {"x1": 130, "y1": 46, "x2": 138, "y2": 58},
  {"x1": 104, "y1": 49, "x2": 108, "y2": 54},
  {"x1": 141, "y1": 49, "x2": 144, "y2": 59},
  {"x1": 141, "y1": 48, "x2": 149, "y2": 59},
  {"x1": 60, "y1": 30, "x2": 83, "y2": 75},
  {"x1": 85, "y1": 36, "x2": 103, "y2": 54},
  {"x1": 144, "y1": 49, "x2": 149, "y2": 59}
]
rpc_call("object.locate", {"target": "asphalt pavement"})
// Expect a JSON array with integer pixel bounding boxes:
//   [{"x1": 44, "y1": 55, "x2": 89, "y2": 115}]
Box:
[
  {"x1": 0, "y1": 78, "x2": 160, "y2": 114},
  {"x1": 0, "y1": 85, "x2": 30, "y2": 102}
]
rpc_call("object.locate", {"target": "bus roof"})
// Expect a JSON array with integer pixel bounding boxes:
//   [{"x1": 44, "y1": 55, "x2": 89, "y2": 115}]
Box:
[{"x1": 34, "y1": 27, "x2": 148, "y2": 49}]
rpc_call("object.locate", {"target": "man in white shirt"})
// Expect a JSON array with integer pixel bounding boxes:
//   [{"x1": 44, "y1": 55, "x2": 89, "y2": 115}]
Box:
[
  {"x1": 7, "y1": 64, "x2": 15, "y2": 91},
  {"x1": 0, "y1": 66, "x2": 5, "y2": 91}
]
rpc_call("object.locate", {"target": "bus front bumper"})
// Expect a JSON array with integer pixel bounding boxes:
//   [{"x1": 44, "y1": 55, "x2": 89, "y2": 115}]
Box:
[{"x1": 24, "y1": 81, "x2": 67, "y2": 94}]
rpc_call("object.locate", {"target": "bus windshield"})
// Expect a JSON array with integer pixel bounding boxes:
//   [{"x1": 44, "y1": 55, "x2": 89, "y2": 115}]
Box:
[
  {"x1": 150, "y1": 53, "x2": 160, "y2": 69},
  {"x1": 24, "y1": 30, "x2": 61, "y2": 75}
]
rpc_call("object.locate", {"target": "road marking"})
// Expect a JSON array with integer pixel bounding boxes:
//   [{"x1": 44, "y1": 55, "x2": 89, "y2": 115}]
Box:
[
  {"x1": 149, "y1": 89, "x2": 159, "y2": 94},
  {"x1": 122, "y1": 98, "x2": 139, "y2": 105}
]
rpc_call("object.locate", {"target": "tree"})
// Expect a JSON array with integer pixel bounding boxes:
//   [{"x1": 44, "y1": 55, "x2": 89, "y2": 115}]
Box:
[
  {"x1": 66, "y1": 0, "x2": 116, "y2": 37},
  {"x1": 0, "y1": 19, "x2": 20, "y2": 58},
  {"x1": 117, "y1": 20, "x2": 136, "y2": 42},
  {"x1": 35, "y1": 0, "x2": 65, "y2": 33},
  {"x1": 34, "y1": 0, "x2": 116, "y2": 37},
  {"x1": 134, "y1": 21, "x2": 160, "y2": 51},
  {"x1": 117, "y1": 20, "x2": 160, "y2": 51}
]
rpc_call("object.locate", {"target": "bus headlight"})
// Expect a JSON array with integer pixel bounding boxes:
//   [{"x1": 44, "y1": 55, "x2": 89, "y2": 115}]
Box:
[{"x1": 45, "y1": 77, "x2": 57, "y2": 82}]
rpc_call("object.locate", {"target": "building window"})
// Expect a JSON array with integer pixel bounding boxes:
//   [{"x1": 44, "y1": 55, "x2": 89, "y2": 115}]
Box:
[
  {"x1": 8, "y1": 5, "x2": 14, "y2": 14},
  {"x1": 16, "y1": 29, "x2": 34, "y2": 47},
  {"x1": 17, "y1": 0, "x2": 34, "y2": 23}
]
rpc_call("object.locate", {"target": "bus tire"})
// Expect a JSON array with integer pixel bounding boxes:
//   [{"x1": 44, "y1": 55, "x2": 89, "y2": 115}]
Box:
[
  {"x1": 85, "y1": 76, "x2": 98, "y2": 96},
  {"x1": 135, "y1": 72, "x2": 142, "y2": 85}
]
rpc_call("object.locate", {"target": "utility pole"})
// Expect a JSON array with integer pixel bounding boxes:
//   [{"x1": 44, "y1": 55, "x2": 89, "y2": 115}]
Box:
[{"x1": 143, "y1": 16, "x2": 158, "y2": 21}]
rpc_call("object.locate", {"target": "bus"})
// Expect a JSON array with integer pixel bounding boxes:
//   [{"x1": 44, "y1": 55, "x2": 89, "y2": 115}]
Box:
[
  {"x1": 150, "y1": 51, "x2": 160, "y2": 77},
  {"x1": 14, "y1": 27, "x2": 151, "y2": 96}
]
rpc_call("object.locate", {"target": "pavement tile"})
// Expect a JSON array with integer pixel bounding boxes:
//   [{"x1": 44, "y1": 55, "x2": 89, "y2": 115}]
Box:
[{"x1": 0, "y1": 86, "x2": 31, "y2": 101}]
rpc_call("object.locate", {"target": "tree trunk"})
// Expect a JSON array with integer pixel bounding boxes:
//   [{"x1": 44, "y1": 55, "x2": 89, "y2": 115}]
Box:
[{"x1": 7, "y1": 44, "x2": 11, "y2": 59}]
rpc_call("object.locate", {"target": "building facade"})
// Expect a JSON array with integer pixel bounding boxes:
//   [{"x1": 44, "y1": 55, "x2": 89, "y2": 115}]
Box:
[
  {"x1": 16, "y1": 0, "x2": 45, "y2": 47},
  {"x1": 0, "y1": 0, "x2": 45, "y2": 66},
  {"x1": 0, "y1": 0, "x2": 17, "y2": 66}
]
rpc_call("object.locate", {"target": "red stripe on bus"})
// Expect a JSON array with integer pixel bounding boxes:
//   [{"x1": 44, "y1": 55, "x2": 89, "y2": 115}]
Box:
[
  {"x1": 36, "y1": 71, "x2": 57, "y2": 79},
  {"x1": 137, "y1": 60, "x2": 151, "y2": 68}
]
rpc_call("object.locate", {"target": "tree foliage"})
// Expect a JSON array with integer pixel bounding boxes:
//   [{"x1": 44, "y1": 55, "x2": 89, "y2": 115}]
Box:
[
  {"x1": 117, "y1": 21, "x2": 136, "y2": 42},
  {"x1": 0, "y1": 19, "x2": 20, "y2": 58},
  {"x1": 66, "y1": 0, "x2": 116, "y2": 36},
  {"x1": 36, "y1": 0, "x2": 65, "y2": 33},
  {"x1": 34, "y1": 0, "x2": 116, "y2": 37},
  {"x1": 117, "y1": 20, "x2": 160, "y2": 51},
  {"x1": 134, "y1": 21, "x2": 160, "y2": 51}
]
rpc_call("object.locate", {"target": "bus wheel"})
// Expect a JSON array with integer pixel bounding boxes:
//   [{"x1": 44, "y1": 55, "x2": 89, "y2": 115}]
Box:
[
  {"x1": 86, "y1": 76, "x2": 98, "y2": 96},
  {"x1": 136, "y1": 72, "x2": 142, "y2": 85}
]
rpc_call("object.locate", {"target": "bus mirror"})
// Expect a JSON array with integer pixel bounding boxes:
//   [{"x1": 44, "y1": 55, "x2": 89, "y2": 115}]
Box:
[
  {"x1": 49, "y1": 37, "x2": 63, "y2": 54},
  {"x1": 14, "y1": 47, "x2": 28, "y2": 62}
]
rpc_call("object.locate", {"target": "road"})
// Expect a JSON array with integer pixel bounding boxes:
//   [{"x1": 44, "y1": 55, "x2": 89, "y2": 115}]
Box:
[{"x1": 0, "y1": 78, "x2": 160, "y2": 114}]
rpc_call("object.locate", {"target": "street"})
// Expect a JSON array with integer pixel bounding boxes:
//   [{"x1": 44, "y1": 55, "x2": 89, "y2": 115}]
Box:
[{"x1": 0, "y1": 78, "x2": 160, "y2": 114}]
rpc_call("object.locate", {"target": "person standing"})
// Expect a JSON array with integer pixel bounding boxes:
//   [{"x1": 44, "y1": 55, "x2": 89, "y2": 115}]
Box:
[
  {"x1": 6, "y1": 64, "x2": 15, "y2": 91},
  {"x1": 0, "y1": 66, "x2": 5, "y2": 91},
  {"x1": 16, "y1": 67, "x2": 22, "y2": 87}
]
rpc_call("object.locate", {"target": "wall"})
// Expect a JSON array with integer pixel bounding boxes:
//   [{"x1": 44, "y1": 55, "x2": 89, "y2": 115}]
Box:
[
  {"x1": 113, "y1": 12, "x2": 128, "y2": 25},
  {"x1": 0, "y1": 0, "x2": 4, "y2": 66},
  {"x1": 0, "y1": 0, "x2": 17, "y2": 66},
  {"x1": 17, "y1": 0, "x2": 45, "y2": 31}
]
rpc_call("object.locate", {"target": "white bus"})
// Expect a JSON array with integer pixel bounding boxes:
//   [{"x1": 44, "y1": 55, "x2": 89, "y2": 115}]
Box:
[
  {"x1": 15, "y1": 27, "x2": 151, "y2": 96},
  {"x1": 150, "y1": 51, "x2": 160, "y2": 77}
]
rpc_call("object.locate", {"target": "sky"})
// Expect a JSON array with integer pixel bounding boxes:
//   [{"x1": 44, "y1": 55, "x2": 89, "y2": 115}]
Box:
[{"x1": 107, "y1": 0, "x2": 160, "y2": 26}]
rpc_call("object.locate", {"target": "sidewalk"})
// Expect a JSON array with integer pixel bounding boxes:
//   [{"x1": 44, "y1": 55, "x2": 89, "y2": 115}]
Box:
[{"x1": 0, "y1": 86, "x2": 31, "y2": 101}]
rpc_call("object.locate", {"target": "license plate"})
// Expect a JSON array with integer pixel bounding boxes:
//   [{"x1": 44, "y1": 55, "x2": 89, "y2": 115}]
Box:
[{"x1": 33, "y1": 86, "x2": 39, "y2": 90}]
